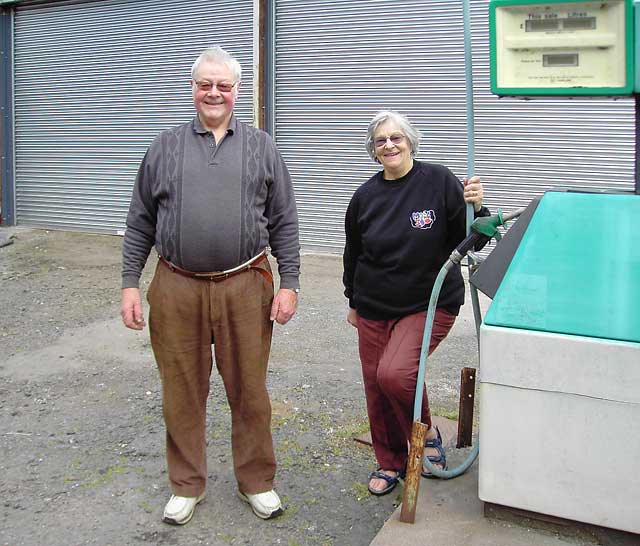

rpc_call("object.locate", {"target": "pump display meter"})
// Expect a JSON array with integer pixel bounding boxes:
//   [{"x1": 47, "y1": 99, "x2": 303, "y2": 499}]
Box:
[{"x1": 490, "y1": 0, "x2": 634, "y2": 95}]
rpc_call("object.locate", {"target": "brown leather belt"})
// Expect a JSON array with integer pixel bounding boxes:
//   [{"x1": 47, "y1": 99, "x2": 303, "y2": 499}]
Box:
[{"x1": 158, "y1": 251, "x2": 273, "y2": 284}]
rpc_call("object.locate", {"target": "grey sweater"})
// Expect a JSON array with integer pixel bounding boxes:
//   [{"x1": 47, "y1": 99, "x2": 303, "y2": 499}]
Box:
[{"x1": 122, "y1": 116, "x2": 300, "y2": 290}]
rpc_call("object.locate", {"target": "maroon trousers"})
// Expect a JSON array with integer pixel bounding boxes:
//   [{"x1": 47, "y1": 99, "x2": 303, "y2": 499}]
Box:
[
  {"x1": 356, "y1": 309, "x2": 456, "y2": 471},
  {"x1": 147, "y1": 258, "x2": 276, "y2": 497}
]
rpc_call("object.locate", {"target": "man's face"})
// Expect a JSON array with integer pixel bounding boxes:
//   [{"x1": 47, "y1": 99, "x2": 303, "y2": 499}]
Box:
[{"x1": 192, "y1": 60, "x2": 239, "y2": 130}]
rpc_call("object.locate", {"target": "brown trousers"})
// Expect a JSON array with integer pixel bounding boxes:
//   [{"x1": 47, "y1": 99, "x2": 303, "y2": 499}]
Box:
[
  {"x1": 356, "y1": 309, "x2": 456, "y2": 471},
  {"x1": 147, "y1": 258, "x2": 275, "y2": 497}
]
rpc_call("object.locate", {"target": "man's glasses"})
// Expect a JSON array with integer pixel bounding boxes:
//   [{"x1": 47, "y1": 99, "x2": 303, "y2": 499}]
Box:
[
  {"x1": 374, "y1": 134, "x2": 405, "y2": 148},
  {"x1": 194, "y1": 80, "x2": 238, "y2": 93}
]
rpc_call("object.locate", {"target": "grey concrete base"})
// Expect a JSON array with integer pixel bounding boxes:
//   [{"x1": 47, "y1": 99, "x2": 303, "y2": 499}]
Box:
[{"x1": 369, "y1": 463, "x2": 637, "y2": 546}]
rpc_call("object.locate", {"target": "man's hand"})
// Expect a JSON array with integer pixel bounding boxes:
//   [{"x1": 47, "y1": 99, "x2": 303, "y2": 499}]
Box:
[
  {"x1": 121, "y1": 287, "x2": 146, "y2": 330},
  {"x1": 270, "y1": 288, "x2": 298, "y2": 325}
]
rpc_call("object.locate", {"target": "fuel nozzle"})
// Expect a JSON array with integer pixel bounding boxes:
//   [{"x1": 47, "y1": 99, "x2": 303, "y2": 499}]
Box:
[{"x1": 451, "y1": 207, "x2": 527, "y2": 264}]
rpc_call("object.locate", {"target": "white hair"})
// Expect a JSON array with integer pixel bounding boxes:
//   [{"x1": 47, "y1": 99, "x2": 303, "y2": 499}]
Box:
[
  {"x1": 191, "y1": 46, "x2": 242, "y2": 82},
  {"x1": 365, "y1": 110, "x2": 421, "y2": 162}
]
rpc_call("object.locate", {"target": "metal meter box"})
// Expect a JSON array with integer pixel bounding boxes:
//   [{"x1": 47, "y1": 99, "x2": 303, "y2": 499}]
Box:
[{"x1": 490, "y1": 0, "x2": 634, "y2": 95}]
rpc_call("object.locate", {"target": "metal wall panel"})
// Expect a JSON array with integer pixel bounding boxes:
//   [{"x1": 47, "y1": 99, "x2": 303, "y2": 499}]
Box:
[
  {"x1": 274, "y1": 0, "x2": 469, "y2": 251},
  {"x1": 13, "y1": 0, "x2": 254, "y2": 233},
  {"x1": 274, "y1": 0, "x2": 635, "y2": 252}
]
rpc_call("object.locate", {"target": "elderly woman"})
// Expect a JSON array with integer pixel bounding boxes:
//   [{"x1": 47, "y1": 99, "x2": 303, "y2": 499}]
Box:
[{"x1": 343, "y1": 110, "x2": 489, "y2": 496}]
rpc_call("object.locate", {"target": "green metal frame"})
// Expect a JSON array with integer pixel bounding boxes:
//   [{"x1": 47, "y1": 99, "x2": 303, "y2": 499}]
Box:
[
  {"x1": 635, "y1": 0, "x2": 640, "y2": 91},
  {"x1": 490, "y1": 0, "x2": 635, "y2": 96},
  {"x1": 1, "y1": 6, "x2": 14, "y2": 225}
]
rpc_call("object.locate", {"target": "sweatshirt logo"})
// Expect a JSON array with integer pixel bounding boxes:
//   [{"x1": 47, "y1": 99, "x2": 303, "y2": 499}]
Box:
[{"x1": 410, "y1": 209, "x2": 436, "y2": 229}]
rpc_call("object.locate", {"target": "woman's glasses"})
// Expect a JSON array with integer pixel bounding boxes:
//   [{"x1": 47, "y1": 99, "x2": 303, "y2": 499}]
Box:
[{"x1": 374, "y1": 134, "x2": 405, "y2": 148}]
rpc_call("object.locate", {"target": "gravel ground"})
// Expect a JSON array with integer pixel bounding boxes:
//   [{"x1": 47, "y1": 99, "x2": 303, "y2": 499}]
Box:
[{"x1": 0, "y1": 227, "x2": 481, "y2": 546}]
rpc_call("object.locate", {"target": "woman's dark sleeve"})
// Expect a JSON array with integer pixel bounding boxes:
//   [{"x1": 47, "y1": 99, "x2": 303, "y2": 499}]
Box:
[
  {"x1": 445, "y1": 170, "x2": 469, "y2": 251},
  {"x1": 343, "y1": 194, "x2": 361, "y2": 309},
  {"x1": 444, "y1": 171, "x2": 492, "y2": 252}
]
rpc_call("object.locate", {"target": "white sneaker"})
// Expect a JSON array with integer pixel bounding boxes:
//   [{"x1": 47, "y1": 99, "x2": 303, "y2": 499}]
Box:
[
  {"x1": 162, "y1": 493, "x2": 205, "y2": 525},
  {"x1": 238, "y1": 489, "x2": 283, "y2": 519}
]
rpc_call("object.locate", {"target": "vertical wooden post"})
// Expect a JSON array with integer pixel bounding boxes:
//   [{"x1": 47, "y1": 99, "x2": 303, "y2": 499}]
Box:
[
  {"x1": 457, "y1": 367, "x2": 476, "y2": 448},
  {"x1": 400, "y1": 420, "x2": 428, "y2": 524},
  {"x1": 254, "y1": 0, "x2": 267, "y2": 130}
]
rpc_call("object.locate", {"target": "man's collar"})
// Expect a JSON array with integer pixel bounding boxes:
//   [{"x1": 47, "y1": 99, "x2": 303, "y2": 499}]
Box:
[
  {"x1": 193, "y1": 115, "x2": 237, "y2": 135},
  {"x1": 227, "y1": 115, "x2": 237, "y2": 134}
]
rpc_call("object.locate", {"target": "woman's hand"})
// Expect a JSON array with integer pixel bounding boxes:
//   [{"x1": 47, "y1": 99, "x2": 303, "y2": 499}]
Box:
[
  {"x1": 347, "y1": 308, "x2": 358, "y2": 329},
  {"x1": 463, "y1": 176, "x2": 484, "y2": 212}
]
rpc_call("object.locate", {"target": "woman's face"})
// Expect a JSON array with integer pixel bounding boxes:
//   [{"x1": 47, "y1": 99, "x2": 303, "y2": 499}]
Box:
[{"x1": 373, "y1": 121, "x2": 413, "y2": 177}]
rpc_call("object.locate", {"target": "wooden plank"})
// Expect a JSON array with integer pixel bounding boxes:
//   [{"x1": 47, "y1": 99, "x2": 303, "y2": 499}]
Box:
[
  {"x1": 457, "y1": 367, "x2": 476, "y2": 448},
  {"x1": 353, "y1": 431, "x2": 372, "y2": 446},
  {"x1": 400, "y1": 420, "x2": 428, "y2": 524},
  {"x1": 353, "y1": 417, "x2": 456, "y2": 449}
]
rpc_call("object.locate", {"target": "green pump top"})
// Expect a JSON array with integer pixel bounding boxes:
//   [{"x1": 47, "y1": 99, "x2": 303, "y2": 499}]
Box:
[{"x1": 483, "y1": 191, "x2": 640, "y2": 344}]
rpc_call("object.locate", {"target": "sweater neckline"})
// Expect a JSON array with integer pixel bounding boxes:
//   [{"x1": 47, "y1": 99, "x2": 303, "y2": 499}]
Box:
[{"x1": 380, "y1": 161, "x2": 418, "y2": 185}]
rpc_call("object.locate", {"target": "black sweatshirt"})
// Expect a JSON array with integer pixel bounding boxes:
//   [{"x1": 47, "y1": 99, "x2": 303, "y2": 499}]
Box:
[{"x1": 343, "y1": 160, "x2": 489, "y2": 320}]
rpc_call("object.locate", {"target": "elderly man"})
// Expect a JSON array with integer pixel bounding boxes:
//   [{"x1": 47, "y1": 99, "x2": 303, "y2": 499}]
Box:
[{"x1": 121, "y1": 46, "x2": 300, "y2": 525}]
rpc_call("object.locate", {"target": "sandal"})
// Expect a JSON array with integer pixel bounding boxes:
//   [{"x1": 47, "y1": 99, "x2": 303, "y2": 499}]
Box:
[
  {"x1": 367, "y1": 469, "x2": 400, "y2": 496},
  {"x1": 421, "y1": 426, "x2": 447, "y2": 478}
]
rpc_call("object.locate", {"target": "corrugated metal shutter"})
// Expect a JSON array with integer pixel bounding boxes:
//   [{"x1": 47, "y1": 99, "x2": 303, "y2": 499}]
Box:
[
  {"x1": 274, "y1": 0, "x2": 470, "y2": 251},
  {"x1": 274, "y1": 0, "x2": 635, "y2": 252},
  {"x1": 13, "y1": 0, "x2": 254, "y2": 233}
]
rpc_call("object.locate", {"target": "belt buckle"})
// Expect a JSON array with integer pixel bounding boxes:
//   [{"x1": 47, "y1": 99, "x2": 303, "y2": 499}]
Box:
[{"x1": 195, "y1": 271, "x2": 228, "y2": 282}]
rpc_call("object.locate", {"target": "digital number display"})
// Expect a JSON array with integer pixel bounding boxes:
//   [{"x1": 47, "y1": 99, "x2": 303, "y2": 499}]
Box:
[
  {"x1": 525, "y1": 16, "x2": 596, "y2": 32},
  {"x1": 543, "y1": 53, "x2": 579, "y2": 67}
]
